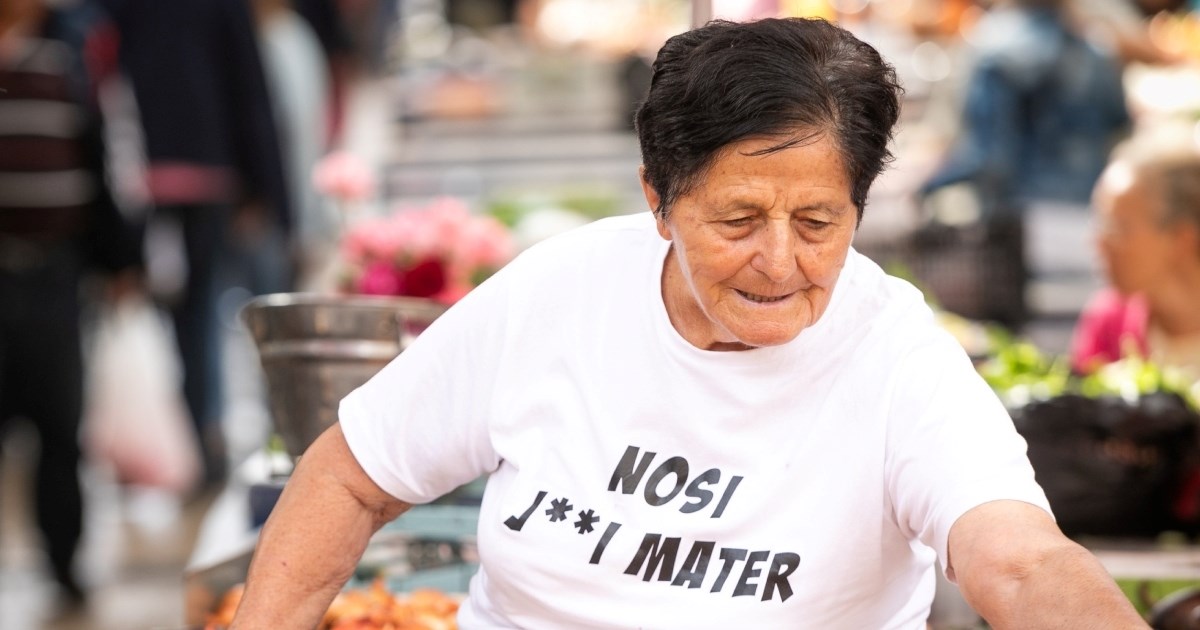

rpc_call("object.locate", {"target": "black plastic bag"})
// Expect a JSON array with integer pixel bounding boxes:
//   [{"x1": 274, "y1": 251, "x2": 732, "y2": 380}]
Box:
[{"x1": 1012, "y1": 393, "x2": 1200, "y2": 538}]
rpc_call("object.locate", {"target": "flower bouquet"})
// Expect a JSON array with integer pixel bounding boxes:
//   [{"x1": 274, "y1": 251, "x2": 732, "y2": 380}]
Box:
[{"x1": 338, "y1": 197, "x2": 515, "y2": 304}]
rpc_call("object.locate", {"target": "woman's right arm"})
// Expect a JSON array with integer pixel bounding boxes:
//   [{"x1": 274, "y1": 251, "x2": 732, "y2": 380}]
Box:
[{"x1": 230, "y1": 423, "x2": 410, "y2": 629}]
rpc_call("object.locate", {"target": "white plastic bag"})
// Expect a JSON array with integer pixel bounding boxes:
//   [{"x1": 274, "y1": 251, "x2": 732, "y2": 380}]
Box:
[{"x1": 84, "y1": 297, "x2": 200, "y2": 494}]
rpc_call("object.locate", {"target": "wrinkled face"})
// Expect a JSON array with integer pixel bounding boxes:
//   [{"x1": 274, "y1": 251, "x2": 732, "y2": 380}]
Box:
[
  {"x1": 647, "y1": 134, "x2": 858, "y2": 350},
  {"x1": 1094, "y1": 163, "x2": 1176, "y2": 296}
]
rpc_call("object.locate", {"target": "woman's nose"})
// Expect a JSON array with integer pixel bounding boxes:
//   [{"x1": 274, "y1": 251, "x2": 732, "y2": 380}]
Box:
[{"x1": 750, "y1": 223, "x2": 796, "y2": 282}]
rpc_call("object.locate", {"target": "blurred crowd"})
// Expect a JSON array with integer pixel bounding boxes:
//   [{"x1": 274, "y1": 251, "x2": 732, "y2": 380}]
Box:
[
  {"x1": 925, "y1": 0, "x2": 1200, "y2": 379},
  {"x1": 0, "y1": 0, "x2": 382, "y2": 609},
  {"x1": 1, "y1": 0, "x2": 1199, "y2": 617}
]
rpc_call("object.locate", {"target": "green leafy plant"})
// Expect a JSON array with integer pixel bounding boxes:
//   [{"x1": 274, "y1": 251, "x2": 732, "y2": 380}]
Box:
[
  {"x1": 977, "y1": 332, "x2": 1070, "y2": 408},
  {"x1": 1080, "y1": 354, "x2": 1200, "y2": 411},
  {"x1": 977, "y1": 334, "x2": 1200, "y2": 412}
]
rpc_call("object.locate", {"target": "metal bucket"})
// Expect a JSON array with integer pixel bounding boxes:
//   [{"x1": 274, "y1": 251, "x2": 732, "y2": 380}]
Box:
[{"x1": 241, "y1": 293, "x2": 447, "y2": 459}]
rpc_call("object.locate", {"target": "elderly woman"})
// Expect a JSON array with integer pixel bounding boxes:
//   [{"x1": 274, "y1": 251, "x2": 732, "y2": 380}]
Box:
[
  {"x1": 233, "y1": 18, "x2": 1143, "y2": 628},
  {"x1": 1071, "y1": 147, "x2": 1200, "y2": 378}
]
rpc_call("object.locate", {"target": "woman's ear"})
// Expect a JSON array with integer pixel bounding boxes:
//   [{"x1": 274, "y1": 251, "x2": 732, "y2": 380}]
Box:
[
  {"x1": 639, "y1": 166, "x2": 671, "y2": 240},
  {"x1": 639, "y1": 165, "x2": 660, "y2": 211}
]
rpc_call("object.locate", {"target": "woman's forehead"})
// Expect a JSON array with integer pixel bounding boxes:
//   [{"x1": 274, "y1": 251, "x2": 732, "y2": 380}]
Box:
[{"x1": 697, "y1": 137, "x2": 849, "y2": 194}]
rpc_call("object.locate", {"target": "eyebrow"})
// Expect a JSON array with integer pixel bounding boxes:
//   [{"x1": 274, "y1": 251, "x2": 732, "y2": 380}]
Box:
[
  {"x1": 794, "y1": 203, "x2": 848, "y2": 215},
  {"x1": 715, "y1": 198, "x2": 848, "y2": 212}
]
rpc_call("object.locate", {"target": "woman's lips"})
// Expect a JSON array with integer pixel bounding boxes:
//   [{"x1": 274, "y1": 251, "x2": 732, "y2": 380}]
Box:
[{"x1": 735, "y1": 289, "x2": 793, "y2": 304}]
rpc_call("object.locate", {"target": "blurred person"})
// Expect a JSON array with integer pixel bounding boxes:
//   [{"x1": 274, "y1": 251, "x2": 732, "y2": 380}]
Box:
[
  {"x1": 0, "y1": 0, "x2": 142, "y2": 603},
  {"x1": 1071, "y1": 147, "x2": 1200, "y2": 377},
  {"x1": 1068, "y1": 0, "x2": 1187, "y2": 65},
  {"x1": 98, "y1": 0, "x2": 292, "y2": 485},
  {"x1": 906, "y1": 0, "x2": 977, "y2": 39},
  {"x1": 917, "y1": 0, "x2": 1130, "y2": 328},
  {"x1": 922, "y1": 0, "x2": 1130, "y2": 208},
  {"x1": 252, "y1": 0, "x2": 338, "y2": 290},
  {"x1": 232, "y1": 18, "x2": 1144, "y2": 629},
  {"x1": 292, "y1": 0, "x2": 354, "y2": 145}
]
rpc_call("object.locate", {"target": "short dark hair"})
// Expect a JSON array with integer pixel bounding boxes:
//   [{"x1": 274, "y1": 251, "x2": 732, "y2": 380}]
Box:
[{"x1": 635, "y1": 18, "x2": 902, "y2": 222}]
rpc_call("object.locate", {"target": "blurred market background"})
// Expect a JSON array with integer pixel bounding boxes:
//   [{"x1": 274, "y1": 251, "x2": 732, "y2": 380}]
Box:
[{"x1": 2, "y1": 0, "x2": 1200, "y2": 628}]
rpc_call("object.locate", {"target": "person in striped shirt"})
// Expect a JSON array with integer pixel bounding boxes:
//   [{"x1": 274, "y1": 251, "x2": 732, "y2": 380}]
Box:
[{"x1": 0, "y1": 0, "x2": 142, "y2": 605}]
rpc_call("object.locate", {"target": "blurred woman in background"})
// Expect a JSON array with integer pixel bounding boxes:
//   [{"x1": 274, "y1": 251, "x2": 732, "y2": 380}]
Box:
[{"x1": 1071, "y1": 146, "x2": 1200, "y2": 377}]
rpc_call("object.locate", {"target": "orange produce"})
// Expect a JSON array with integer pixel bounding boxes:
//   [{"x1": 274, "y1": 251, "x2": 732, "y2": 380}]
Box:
[{"x1": 204, "y1": 580, "x2": 459, "y2": 630}]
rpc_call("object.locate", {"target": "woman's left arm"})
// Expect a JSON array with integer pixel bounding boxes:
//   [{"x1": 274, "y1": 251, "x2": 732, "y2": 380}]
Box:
[
  {"x1": 231, "y1": 424, "x2": 411, "y2": 628},
  {"x1": 948, "y1": 500, "x2": 1148, "y2": 629}
]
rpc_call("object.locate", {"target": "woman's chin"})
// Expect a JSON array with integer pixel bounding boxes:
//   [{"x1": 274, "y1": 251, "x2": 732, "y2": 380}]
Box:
[
  {"x1": 726, "y1": 324, "x2": 805, "y2": 348},
  {"x1": 717, "y1": 304, "x2": 814, "y2": 348}
]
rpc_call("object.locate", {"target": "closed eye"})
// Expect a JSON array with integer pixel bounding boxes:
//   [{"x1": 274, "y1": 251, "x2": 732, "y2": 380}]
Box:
[{"x1": 723, "y1": 217, "x2": 754, "y2": 227}]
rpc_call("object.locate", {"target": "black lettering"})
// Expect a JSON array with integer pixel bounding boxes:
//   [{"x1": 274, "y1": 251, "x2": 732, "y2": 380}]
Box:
[
  {"x1": 670, "y1": 540, "x2": 715, "y2": 589},
  {"x1": 763, "y1": 553, "x2": 801, "y2": 602},
  {"x1": 504, "y1": 491, "x2": 547, "y2": 531},
  {"x1": 589, "y1": 522, "x2": 623, "y2": 564},
  {"x1": 680, "y1": 468, "x2": 720, "y2": 514},
  {"x1": 733, "y1": 550, "x2": 770, "y2": 597},
  {"x1": 709, "y1": 547, "x2": 747, "y2": 593},
  {"x1": 608, "y1": 445, "x2": 656, "y2": 494},
  {"x1": 623, "y1": 533, "x2": 681, "y2": 582},
  {"x1": 644, "y1": 456, "x2": 689, "y2": 506},
  {"x1": 711, "y1": 475, "x2": 743, "y2": 518}
]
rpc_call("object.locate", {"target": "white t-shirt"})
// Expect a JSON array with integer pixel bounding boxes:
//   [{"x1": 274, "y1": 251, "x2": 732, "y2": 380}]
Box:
[{"x1": 340, "y1": 212, "x2": 1051, "y2": 629}]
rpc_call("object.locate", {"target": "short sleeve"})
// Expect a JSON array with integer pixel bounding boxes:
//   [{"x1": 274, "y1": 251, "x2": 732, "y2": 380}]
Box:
[
  {"x1": 338, "y1": 265, "x2": 515, "y2": 504},
  {"x1": 885, "y1": 332, "x2": 1052, "y2": 579}
]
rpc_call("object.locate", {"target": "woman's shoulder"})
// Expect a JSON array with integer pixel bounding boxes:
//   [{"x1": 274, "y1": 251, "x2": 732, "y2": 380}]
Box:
[
  {"x1": 508, "y1": 212, "x2": 659, "y2": 268},
  {"x1": 822, "y1": 251, "x2": 952, "y2": 361},
  {"x1": 479, "y1": 212, "x2": 661, "y2": 308},
  {"x1": 839, "y1": 250, "x2": 935, "y2": 326},
  {"x1": 550, "y1": 212, "x2": 658, "y2": 242}
]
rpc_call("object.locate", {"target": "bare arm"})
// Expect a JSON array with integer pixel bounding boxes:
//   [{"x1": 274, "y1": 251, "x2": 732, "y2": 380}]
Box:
[
  {"x1": 230, "y1": 423, "x2": 410, "y2": 629},
  {"x1": 948, "y1": 500, "x2": 1148, "y2": 629}
]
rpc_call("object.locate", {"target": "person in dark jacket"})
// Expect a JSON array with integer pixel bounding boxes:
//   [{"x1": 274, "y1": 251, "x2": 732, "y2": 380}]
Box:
[
  {"x1": 917, "y1": 0, "x2": 1130, "y2": 328},
  {"x1": 0, "y1": 0, "x2": 142, "y2": 603},
  {"x1": 98, "y1": 0, "x2": 292, "y2": 484},
  {"x1": 923, "y1": 0, "x2": 1130, "y2": 208}
]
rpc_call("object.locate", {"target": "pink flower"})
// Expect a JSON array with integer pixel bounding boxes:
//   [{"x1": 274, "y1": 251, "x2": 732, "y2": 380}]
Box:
[
  {"x1": 434, "y1": 282, "x2": 473, "y2": 305},
  {"x1": 387, "y1": 209, "x2": 442, "y2": 260},
  {"x1": 340, "y1": 216, "x2": 386, "y2": 263},
  {"x1": 338, "y1": 197, "x2": 515, "y2": 304},
  {"x1": 355, "y1": 261, "x2": 403, "y2": 295},
  {"x1": 313, "y1": 151, "x2": 376, "y2": 202},
  {"x1": 398, "y1": 258, "x2": 447, "y2": 298},
  {"x1": 453, "y1": 214, "x2": 514, "y2": 270}
]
